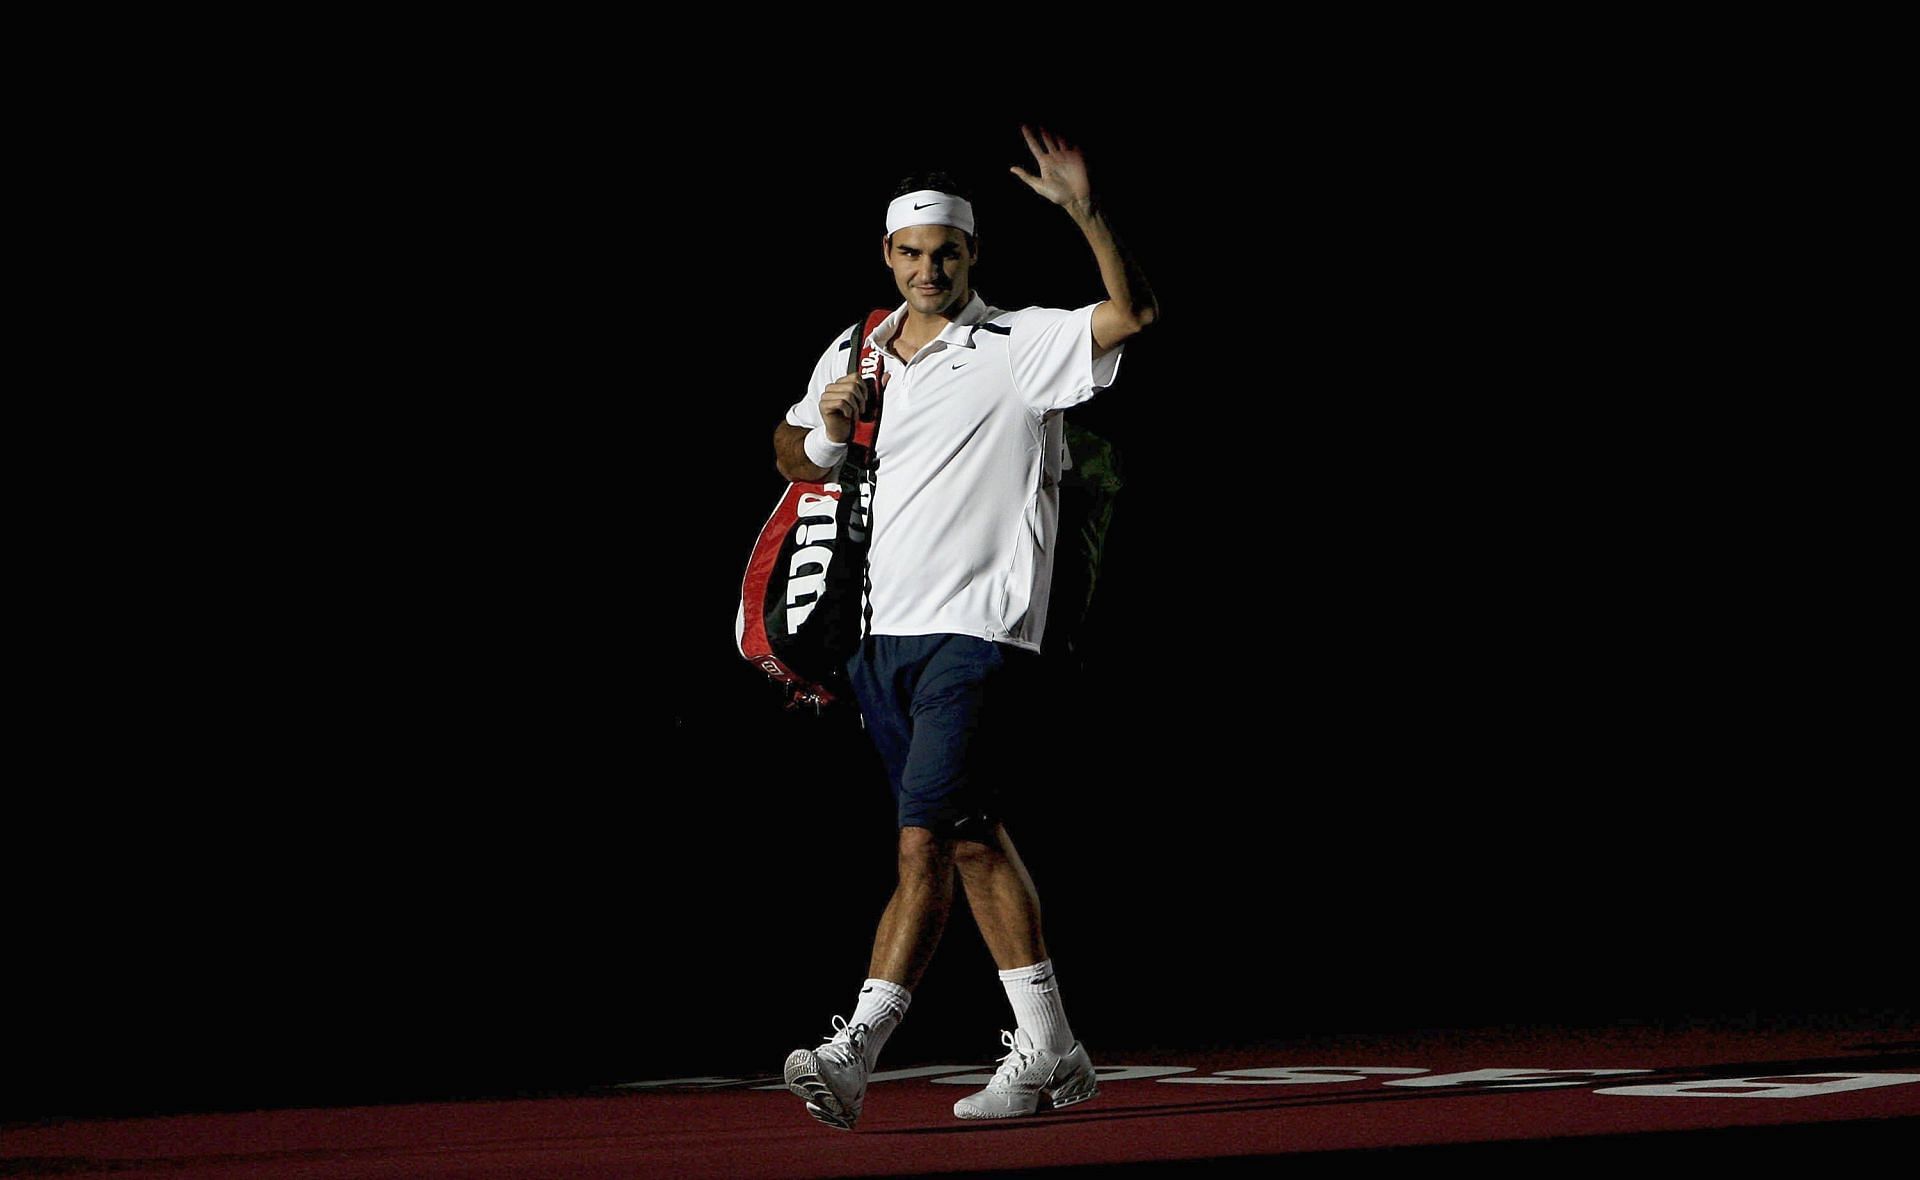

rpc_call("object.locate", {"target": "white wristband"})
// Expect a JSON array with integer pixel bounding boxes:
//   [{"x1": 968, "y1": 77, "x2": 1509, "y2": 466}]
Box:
[{"x1": 803, "y1": 425, "x2": 848, "y2": 470}]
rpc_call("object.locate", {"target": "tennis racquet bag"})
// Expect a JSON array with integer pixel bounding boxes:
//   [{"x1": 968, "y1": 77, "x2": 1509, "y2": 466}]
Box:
[{"x1": 736, "y1": 309, "x2": 891, "y2": 710}]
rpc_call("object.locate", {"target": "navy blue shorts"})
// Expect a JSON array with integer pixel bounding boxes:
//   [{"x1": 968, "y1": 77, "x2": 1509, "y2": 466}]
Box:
[{"x1": 846, "y1": 633, "x2": 1041, "y2": 838}]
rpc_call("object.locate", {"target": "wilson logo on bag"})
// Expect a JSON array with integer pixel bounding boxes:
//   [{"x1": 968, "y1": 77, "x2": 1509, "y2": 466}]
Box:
[{"x1": 736, "y1": 309, "x2": 892, "y2": 710}]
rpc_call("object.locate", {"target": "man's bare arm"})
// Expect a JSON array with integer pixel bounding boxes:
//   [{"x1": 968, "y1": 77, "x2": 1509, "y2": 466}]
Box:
[
  {"x1": 1010, "y1": 124, "x2": 1160, "y2": 357},
  {"x1": 774, "y1": 421, "x2": 836, "y2": 483},
  {"x1": 773, "y1": 372, "x2": 871, "y2": 482}
]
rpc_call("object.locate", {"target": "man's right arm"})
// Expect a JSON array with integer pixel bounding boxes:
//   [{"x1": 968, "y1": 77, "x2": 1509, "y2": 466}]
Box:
[
  {"x1": 774, "y1": 421, "x2": 837, "y2": 483},
  {"x1": 773, "y1": 362, "x2": 873, "y2": 482}
]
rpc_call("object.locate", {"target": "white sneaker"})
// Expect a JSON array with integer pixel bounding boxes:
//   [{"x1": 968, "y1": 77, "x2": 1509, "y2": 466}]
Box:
[
  {"x1": 952, "y1": 1028, "x2": 1100, "y2": 1119},
  {"x1": 784, "y1": 1014, "x2": 871, "y2": 1130}
]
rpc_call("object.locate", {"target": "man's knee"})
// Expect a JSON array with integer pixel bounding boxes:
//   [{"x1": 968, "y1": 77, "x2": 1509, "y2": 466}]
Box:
[
  {"x1": 950, "y1": 824, "x2": 1006, "y2": 879},
  {"x1": 897, "y1": 825, "x2": 956, "y2": 883}
]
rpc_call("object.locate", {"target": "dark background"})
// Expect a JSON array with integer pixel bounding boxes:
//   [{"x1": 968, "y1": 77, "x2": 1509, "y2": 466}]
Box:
[{"x1": 7, "y1": 73, "x2": 1904, "y2": 1123}]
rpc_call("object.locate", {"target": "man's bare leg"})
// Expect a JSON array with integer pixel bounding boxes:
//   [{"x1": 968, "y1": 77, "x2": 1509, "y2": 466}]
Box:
[
  {"x1": 948, "y1": 820, "x2": 1096, "y2": 1118},
  {"x1": 785, "y1": 826, "x2": 955, "y2": 1129},
  {"x1": 952, "y1": 822, "x2": 1048, "y2": 968},
  {"x1": 868, "y1": 825, "x2": 959, "y2": 988}
]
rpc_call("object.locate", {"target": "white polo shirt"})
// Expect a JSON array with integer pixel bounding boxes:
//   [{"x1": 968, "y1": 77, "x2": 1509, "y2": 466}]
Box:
[{"x1": 784, "y1": 291, "x2": 1126, "y2": 653}]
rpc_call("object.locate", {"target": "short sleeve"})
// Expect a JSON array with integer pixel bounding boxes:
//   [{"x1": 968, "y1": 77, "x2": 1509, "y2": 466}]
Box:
[
  {"x1": 784, "y1": 327, "x2": 855, "y2": 430},
  {"x1": 1006, "y1": 301, "x2": 1126, "y2": 414}
]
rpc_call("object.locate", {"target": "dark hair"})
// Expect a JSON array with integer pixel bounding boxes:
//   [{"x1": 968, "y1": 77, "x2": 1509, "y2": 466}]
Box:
[
  {"x1": 888, "y1": 171, "x2": 977, "y2": 254},
  {"x1": 891, "y1": 171, "x2": 971, "y2": 203}
]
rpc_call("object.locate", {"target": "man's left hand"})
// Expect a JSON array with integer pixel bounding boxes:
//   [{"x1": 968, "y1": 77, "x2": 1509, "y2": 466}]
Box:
[{"x1": 1010, "y1": 124, "x2": 1093, "y2": 209}]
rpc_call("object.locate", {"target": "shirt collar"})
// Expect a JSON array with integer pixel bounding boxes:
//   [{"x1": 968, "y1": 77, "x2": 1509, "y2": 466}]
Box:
[{"x1": 865, "y1": 290, "x2": 992, "y2": 355}]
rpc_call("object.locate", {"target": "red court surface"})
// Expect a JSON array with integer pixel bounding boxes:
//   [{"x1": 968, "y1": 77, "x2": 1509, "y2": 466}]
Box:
[{"x1": 6, "y1": 1020, "x2": 1916, "y2": 1177}]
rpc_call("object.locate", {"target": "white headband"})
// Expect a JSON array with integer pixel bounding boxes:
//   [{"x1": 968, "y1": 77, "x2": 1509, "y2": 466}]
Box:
[{"x1": 885, "y1": 189, "x2": 975, "y2": 238}]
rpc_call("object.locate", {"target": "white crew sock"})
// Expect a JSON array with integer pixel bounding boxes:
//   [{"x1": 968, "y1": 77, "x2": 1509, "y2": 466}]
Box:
[
  {"x1": 999, "y1": 959, "x2": 1075, "y2": 1054},
  {"x1": 849, "y1": 978, "x2": 911, "y2": 1071}
]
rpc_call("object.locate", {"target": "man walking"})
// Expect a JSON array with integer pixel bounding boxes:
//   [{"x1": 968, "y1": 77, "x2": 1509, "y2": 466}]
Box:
[{"x1": 773, "y1": 125, "x2": 1157, "y2": 1130}]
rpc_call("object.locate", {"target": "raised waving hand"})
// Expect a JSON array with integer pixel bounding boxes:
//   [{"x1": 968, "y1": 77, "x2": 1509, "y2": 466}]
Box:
[{"x1": 1009, "y1": 124, "x2": 1093, "y2": 207}]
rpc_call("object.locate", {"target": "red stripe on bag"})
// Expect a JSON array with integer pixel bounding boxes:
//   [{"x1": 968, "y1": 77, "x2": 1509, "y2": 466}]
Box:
[{"x1": 736, "y1": 309, "x2": 893, "y2": 711}]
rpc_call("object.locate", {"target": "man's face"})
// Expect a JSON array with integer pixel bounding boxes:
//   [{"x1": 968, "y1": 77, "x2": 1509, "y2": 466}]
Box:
[{"x1": 882, "y1": 223, "x2": 977, "y2": 318}]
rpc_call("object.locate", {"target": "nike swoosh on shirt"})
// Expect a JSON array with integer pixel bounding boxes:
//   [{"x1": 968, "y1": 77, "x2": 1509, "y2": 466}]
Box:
[{"x1": 952, "y1": 361, "x2": 967, "y2": 369}]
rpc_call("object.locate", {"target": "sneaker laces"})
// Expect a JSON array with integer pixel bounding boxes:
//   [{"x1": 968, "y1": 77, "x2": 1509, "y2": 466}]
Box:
[
  {"x1": 988, "y1": 1027, "x2": 1039, "y2": 1088},
  {"x1": 817, "y1": 1014, "x2": 871, "y2": 1069}
]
